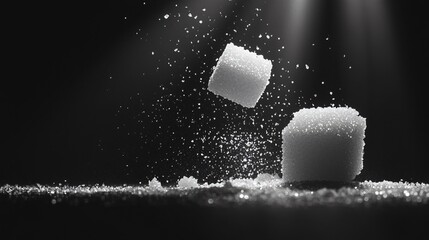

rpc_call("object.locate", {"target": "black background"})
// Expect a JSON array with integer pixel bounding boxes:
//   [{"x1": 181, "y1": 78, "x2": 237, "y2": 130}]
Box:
[{"x1": 2, "y1": 0, "x2": 428, "y2": 185}]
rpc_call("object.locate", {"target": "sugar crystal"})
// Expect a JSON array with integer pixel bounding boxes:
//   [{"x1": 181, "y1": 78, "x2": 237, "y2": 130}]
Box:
[{"x1": 177, "y1": 176, "x2": 199, "y2": 188}]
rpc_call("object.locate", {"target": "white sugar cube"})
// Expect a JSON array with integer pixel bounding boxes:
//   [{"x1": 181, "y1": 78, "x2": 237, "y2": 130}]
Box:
[
  {"x1": 208, "y1": 43, "x2": 272, "y2": 108},
  {"x1": 282, "y1": 107, "x2": 366, "y2": 182}
]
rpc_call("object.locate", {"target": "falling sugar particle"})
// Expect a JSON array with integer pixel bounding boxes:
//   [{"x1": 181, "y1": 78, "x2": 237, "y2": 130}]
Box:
[
  {"x1": 305, "y1": 64, "x2": 309, "y2": 70},
  {"x1": 164, "y1": 14, "x2": 169, "y2": 19}
]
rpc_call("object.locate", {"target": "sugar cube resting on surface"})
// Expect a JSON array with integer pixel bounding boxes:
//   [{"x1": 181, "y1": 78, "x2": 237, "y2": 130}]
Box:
[
  {"x1": 208, "y1": 43, "x2": 272, "y2": 108},
  {"x1": 282, "y1": 107, "x2": 366, "y2": 182}
]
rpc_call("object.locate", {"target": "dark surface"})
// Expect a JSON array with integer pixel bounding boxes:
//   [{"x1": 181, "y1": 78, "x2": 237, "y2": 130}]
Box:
[
  {"x1": 2, "y1": 194, "x2": 428, "y2": 239},
  {"x1": 2, "y1": 181, "x2": 429, "y2": 239}
]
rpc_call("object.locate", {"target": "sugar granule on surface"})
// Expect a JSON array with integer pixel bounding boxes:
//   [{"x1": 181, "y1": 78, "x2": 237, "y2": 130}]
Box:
[
  {"x1": 282, "y1": 107, "x2": 366, "y2": 182},
  {"x1": 2, "y1": 180, "x2": 428, "y2": 208},
  {"x1": 148, "y1": 177, "x2": 163, "y2": 189},
  {"x1": 177, "y1": 176, "x2": 199, "y2": 188},
  {"x1": 208, "y1": 43, "x2": 272, "y2": 108}
]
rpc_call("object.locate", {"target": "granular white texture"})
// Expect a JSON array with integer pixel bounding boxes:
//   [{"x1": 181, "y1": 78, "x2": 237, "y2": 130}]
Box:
[
  {"x1": 148, "y1": 177, "x2": 163, "y2": 189},
  {"x1": 2, "y1": 181, "x2": 428, "y2": 208},
  {"x1": 177, "y1": 176, "x2": 199, "y2": 188},
  {"x1": 208, "y1": 43, "x2": 272, "y2": 108},
  {"x1": 282, "y1": 107, "x2": 366, "y2": 182}
]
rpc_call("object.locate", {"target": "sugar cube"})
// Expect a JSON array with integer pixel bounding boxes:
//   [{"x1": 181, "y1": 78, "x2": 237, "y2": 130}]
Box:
[
  {"x1": 282, "y1": 107, "x2": 366, "y2": 182},
  {"x1": 208, "y1": 43, "x2": 272, "y2": 108}
]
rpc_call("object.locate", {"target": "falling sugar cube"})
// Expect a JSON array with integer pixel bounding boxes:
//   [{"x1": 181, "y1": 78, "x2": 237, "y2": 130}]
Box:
[
  {"x1": 208, "y1": 43, "x2": 272, "y2": 108},
  {"x1": 282, "y1": 107, "x2": 366, "y2": 182}
]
